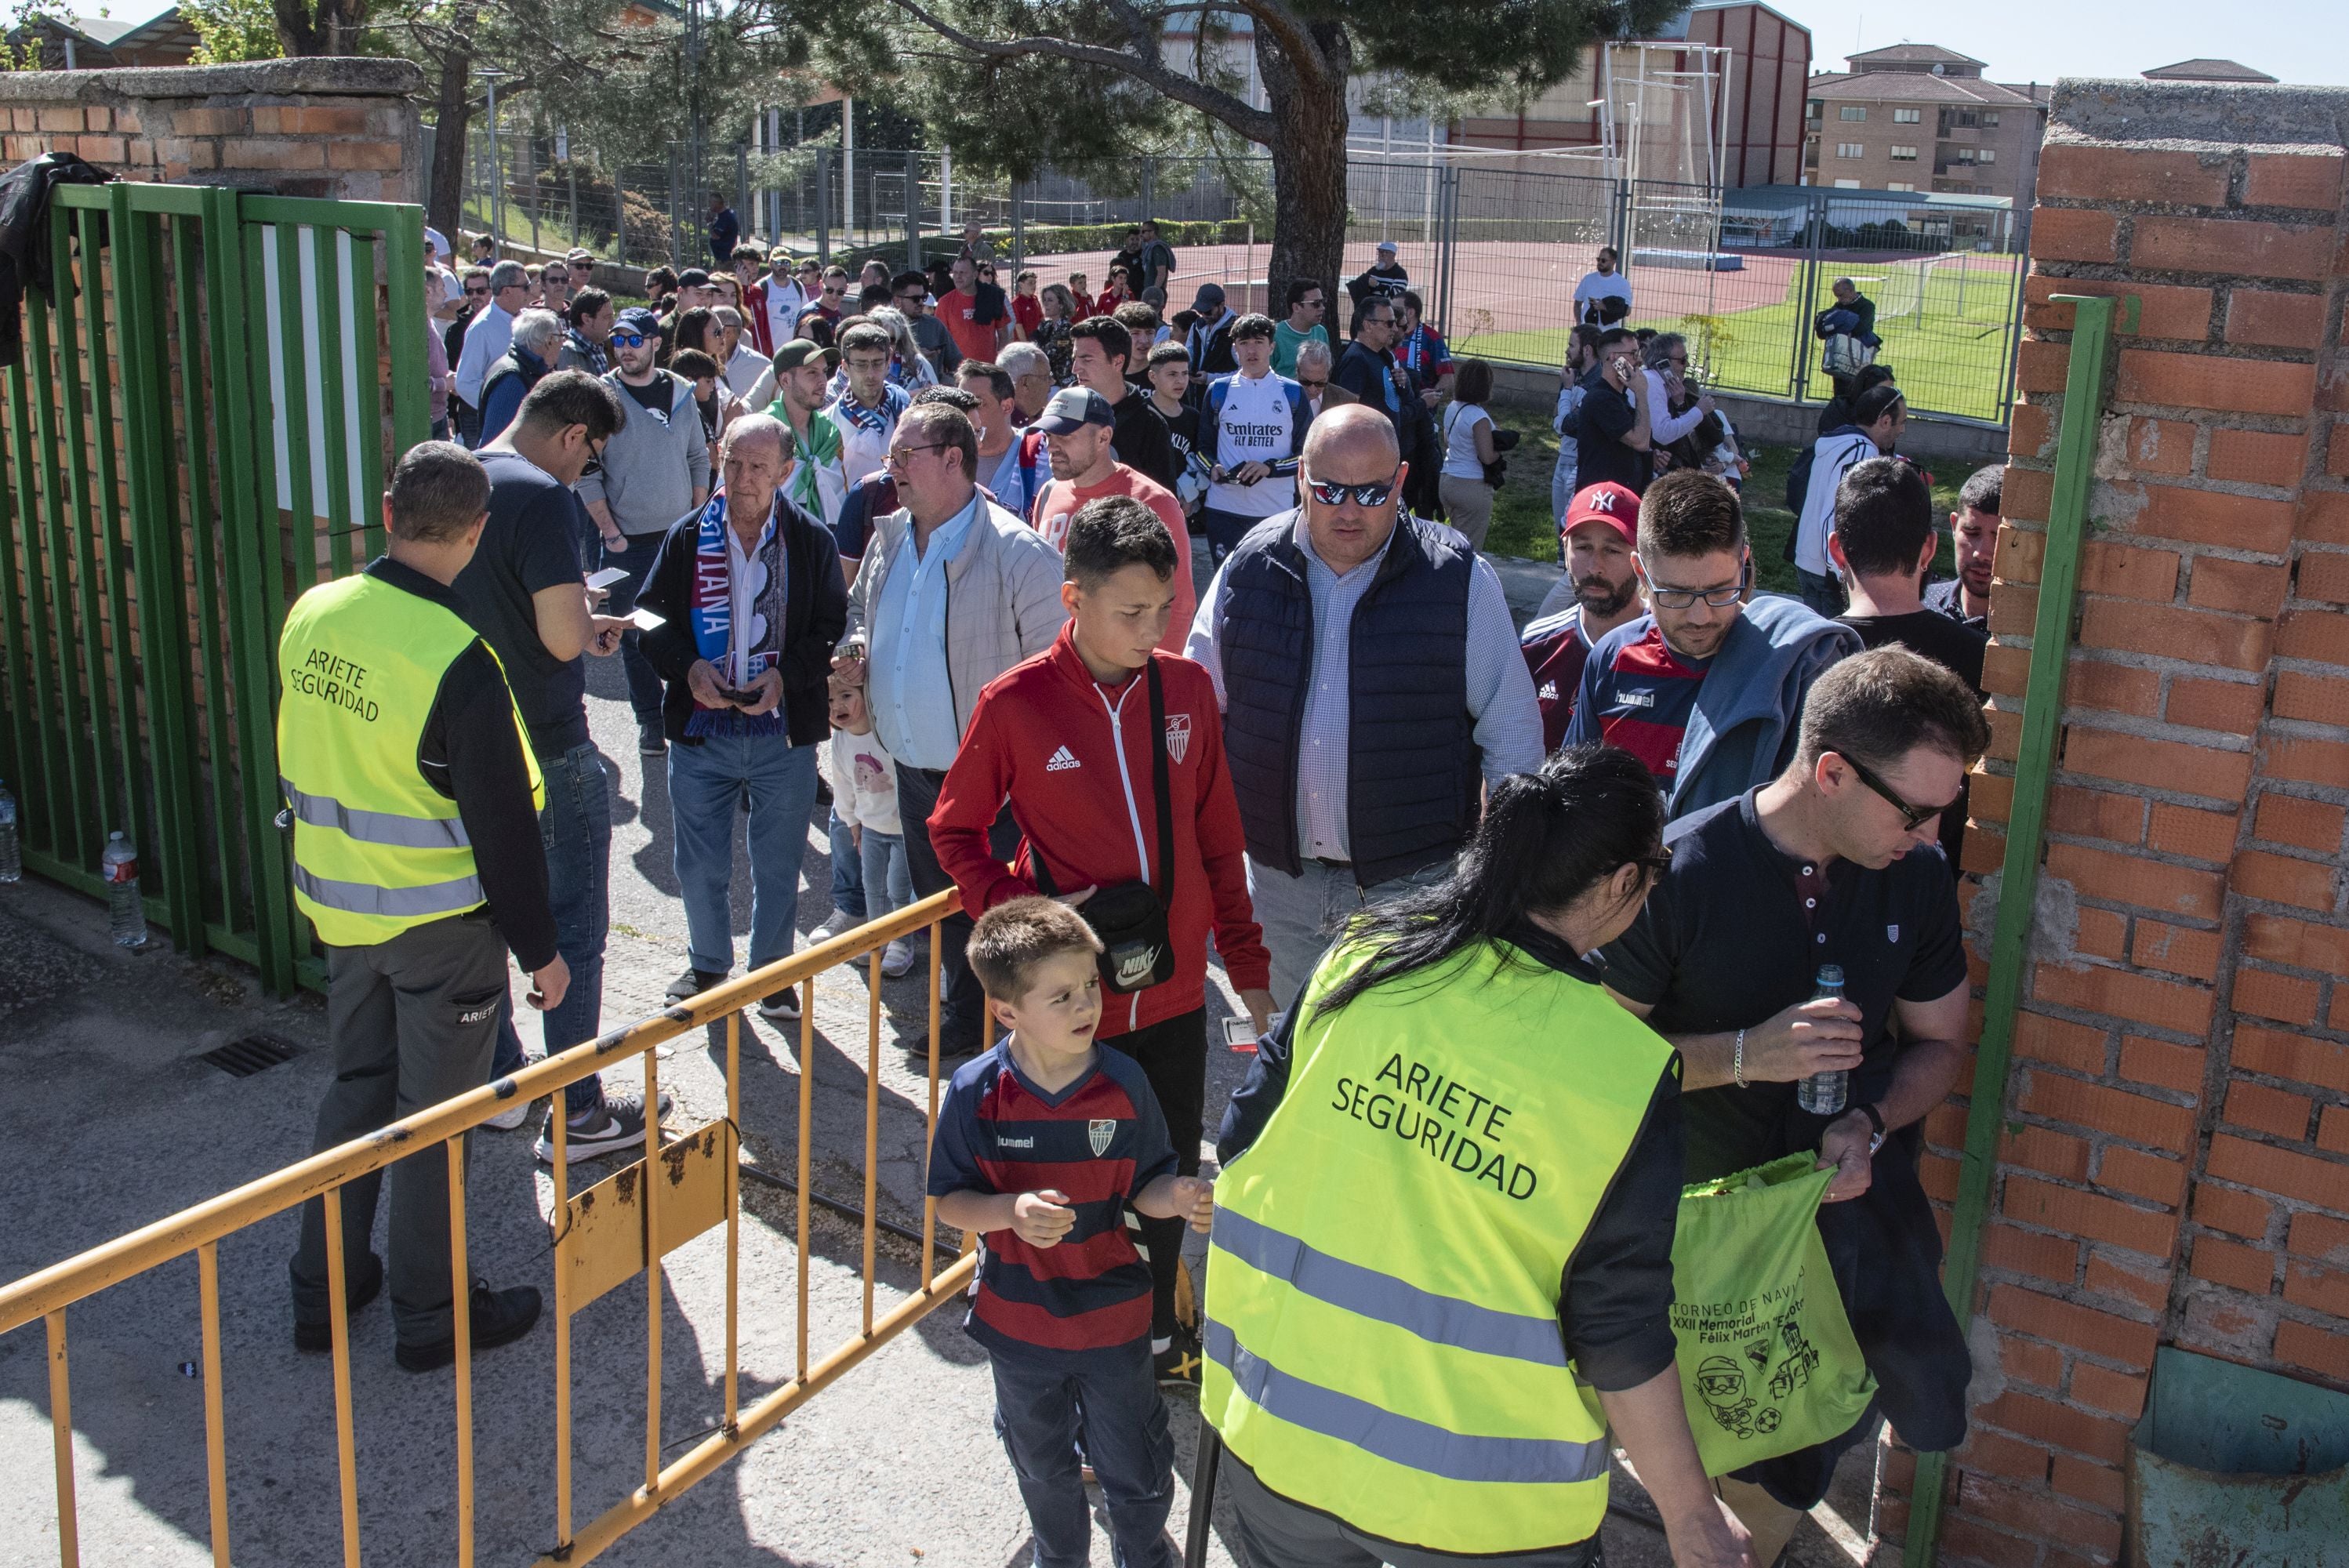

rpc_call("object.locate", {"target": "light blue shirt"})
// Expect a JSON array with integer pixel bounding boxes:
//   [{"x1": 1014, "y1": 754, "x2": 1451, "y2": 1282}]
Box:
[
  {"x1": 454, "y1": 301, "x2": 515, "y2": 408},
  {"x1": 869, "y1": 491, "x2": 984, "y2": 771}
]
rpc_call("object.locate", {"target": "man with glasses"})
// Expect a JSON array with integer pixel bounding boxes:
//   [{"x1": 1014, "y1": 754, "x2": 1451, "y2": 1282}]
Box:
[
  {"x1": 1598, "y1": 644, "x2": 1983, "y2": 1566},
  {"x1": 453, "y1": 372, "x2": 653, "y2": 1162},
  {"x1": 1566, "y1": 470, "x2": 1858, "y2": 821},
  {"x1": 443, "y1": 267, "x2": 492, "y2": 441},
  {"x1": 837, "y1": 401, "x2": 1066, "y2": 1063},
  {"x1": 1575, "y1": 325, "x2": 1655, "y2": 496},
  {"x1": 891, "y1": 269, "x2": 960, "y2": 379},
  {"x1": 1332, "y1": 297, "x2": 1410, "y2": 437},
  {"x1": 797, "y1": 267, "x2": 851, "y2": 339},
  {"x1": 1291, "y1": 339, "x2": 1349, "y2": 423},
  {"x1": 455, "y1": 260, "x2": 532, "y2": 448},
  {"x1": 579, "y1": 307, "x2": 711, "y2": 758},
  {"x1": 1272, "y1": 278, "x2": 1329, "y2": 378},
  {"x1": 1185, "y1": 404, "x2": 1542, "y2": 1000}
]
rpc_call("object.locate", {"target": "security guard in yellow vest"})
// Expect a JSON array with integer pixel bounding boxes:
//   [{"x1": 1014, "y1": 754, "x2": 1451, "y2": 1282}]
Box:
[
  {"x1": 284, "y1": 441, "x2": 568, "y2": 1374},
  {"x1": 1206, "y1": 750, "x2": 1756, "y2": 1568}
]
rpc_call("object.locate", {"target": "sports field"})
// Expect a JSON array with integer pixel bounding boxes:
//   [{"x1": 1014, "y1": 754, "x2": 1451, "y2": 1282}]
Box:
[{"x1": 1021, "y1": 236, "x2": 2023, "y2": 423}]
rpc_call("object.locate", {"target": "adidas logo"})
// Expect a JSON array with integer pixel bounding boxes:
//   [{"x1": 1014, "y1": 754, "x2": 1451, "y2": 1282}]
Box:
[
  {"x1": 1538, "y1": 681, "x2": 1558, "y2": 701},
  {"x1": 1046, "y1": 746, "x2": 1081, "y2": 771}
]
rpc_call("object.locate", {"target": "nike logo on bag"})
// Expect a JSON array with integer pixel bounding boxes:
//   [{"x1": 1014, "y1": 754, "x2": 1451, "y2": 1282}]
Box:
[{"x1": 1046, "y1": 746, "x2": 1081, "y2": 771}]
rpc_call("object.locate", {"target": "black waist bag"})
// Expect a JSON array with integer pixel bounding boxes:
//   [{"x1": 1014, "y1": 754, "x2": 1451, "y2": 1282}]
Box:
[{"x1": 1026, "y1": 659, "x2": 1178, "y2": 995}]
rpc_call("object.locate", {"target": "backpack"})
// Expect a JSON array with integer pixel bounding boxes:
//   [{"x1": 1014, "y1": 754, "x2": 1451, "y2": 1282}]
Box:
[{"x1": 1821, "y1": 333, "x2": 1875, "y2": 379}]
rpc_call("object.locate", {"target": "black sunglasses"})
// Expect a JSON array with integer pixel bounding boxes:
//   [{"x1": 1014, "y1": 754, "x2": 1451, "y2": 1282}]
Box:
[
  {"x1": 1305, "y1": 477, "x2": 1399, "y2": 507},
  {"x1": 1836, "y1": 750, "x2": 1960, "y2": 833}
]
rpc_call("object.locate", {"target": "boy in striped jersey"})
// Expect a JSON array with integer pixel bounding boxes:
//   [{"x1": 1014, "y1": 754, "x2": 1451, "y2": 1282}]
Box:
[{"x1": 931, "y1": 897, "x2": 1215, "y2": 1568}]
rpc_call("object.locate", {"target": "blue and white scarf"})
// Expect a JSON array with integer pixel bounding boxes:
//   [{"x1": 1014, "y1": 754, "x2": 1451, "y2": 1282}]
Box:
[{"x1": 684, "y1": 489, "x2": 788, "y2": 739}]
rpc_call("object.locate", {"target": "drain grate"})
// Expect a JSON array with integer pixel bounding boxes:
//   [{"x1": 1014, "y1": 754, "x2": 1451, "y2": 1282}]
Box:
[{"x1": 198, "y1": 1032, "x2": 305, "y2": 1078}]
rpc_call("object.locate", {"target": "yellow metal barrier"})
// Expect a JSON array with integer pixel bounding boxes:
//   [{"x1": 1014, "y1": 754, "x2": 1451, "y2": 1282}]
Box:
[{"x1": 0, "y1": 888, "x2": 986, "y2": 1567}]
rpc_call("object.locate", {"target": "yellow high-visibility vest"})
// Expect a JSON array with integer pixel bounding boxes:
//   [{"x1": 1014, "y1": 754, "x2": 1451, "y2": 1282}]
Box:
[
  {"x1": 276, "y1": 572, "x2": 542, "y2": 948},
  {"x1": 1203, "y1": 935, "x2": 1675, "y2": 1555}
]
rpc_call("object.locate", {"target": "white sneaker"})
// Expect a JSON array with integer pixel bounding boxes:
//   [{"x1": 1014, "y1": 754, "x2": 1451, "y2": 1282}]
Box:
[
  {"x1": 484, "y1": 1100, "x2": 533, "y2": 1131},
  {"x1": 808, "y1": 909, "x2": 860, "y2": 948},
  {"x1": 880, "y1": 938, "x2": 915, "y2": 978}
]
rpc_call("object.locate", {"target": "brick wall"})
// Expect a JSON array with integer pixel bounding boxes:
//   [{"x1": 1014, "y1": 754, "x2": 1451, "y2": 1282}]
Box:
[
  {"x1": 0, "y1": 57, "x2": 422, "y2": 202},
  {"x1": 1876, "y1": 79, "x2": 2349, "y2": 1566}
]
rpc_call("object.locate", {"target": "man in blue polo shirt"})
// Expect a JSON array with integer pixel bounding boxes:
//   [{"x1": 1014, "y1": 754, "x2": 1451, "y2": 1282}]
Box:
[{"x1": 1566, "y1": 470, "x2": 1857, "y2": 821}]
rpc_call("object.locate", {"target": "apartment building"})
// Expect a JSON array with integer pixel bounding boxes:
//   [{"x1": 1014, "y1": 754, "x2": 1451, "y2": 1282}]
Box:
[{"x1": 1802, "y1": 44, "x2": 2049, "y2": 209}]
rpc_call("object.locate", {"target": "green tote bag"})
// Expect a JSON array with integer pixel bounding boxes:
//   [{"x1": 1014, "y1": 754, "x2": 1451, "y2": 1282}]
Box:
[{"x1": 1669, "y1": 1153, "x2": 1878, "y2": 1475}]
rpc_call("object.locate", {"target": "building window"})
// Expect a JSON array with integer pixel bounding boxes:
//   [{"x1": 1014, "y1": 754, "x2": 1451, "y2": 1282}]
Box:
[
  {"x1": 1833, "y1": 179, "x2": 1862, "y2": 189},
  {"x1": 1937, "y1": 108, "x2": 1980, "y2": 133},
  {"x1": 1839, "y1": 105, "x2": 1867, "y2": 121},
  {"x1": 1890, "y1": 145, "x2": 1919, "y2": 162},
  {"x1": 1979, "y1": 148, "x2": 1996, "y2": 165},
  {"x1": 1886, "y1": 182, "x2": 1917, "y2": 192},
  {"x1": 1837, "y1": 143, "x2": 1864, "y2": 159},
  {"x1": 1982, "y1": 112, "x2": 2000, "y2": 127},
  {"x1": 1957, "y1": 147, "x2": 1978, "y2": 165},
  {"x1": 1893, "y1": 107, "x2": 1921, "y2": 124}
]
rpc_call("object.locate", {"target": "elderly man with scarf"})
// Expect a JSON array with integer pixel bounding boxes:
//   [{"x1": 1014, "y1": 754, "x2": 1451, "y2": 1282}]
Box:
[{"x1": 638, "y1": 414, "x2": 848, "y2": 1022}]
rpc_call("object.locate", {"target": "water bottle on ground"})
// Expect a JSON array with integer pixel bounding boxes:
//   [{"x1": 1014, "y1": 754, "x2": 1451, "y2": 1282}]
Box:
[
  {"x1": 103, "y1": 831, "x2": 147, "y2": 947},
  {"x1": 0, "y1": 779, "x2": 19, "y2": 883},
  {"x1": 1795, "y1": 963, "x2": 1848, "y2": 1116}
]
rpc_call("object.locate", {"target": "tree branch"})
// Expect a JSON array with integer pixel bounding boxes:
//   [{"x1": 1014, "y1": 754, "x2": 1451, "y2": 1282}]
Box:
[{"x1": 880, "y1": 0, "x2": 1275, "y2": 143}]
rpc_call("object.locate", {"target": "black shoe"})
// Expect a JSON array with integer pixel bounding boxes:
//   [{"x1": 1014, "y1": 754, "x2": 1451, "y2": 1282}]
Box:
[
  {"x1": 667, "y1": 967, "x2": 724, "y2": 1004},
  {"x1": 395, "y1": 1281, "x2": 543, "y2": 1373},
  {"x1": 293, "y1": 1251, "x2": 385, "y2": 1352},
  {"x1": 901, "y1": 1033, "x2": 978, "y2": 1072},
  {"x1": 638, "y1": 721, "x2": 666, "y2": 757},
  {"x1": 758, "y1": 987, "x2": 801, "y2": 1024},
  {"x1": 1155, "y1": 1330, "x2": 1203, "y2": 1388}
]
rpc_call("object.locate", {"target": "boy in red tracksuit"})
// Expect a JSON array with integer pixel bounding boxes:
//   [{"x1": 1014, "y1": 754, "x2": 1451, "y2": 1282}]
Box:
[{"x1": 931, "y1": 492, "x2": 1274, "y2": 1384}]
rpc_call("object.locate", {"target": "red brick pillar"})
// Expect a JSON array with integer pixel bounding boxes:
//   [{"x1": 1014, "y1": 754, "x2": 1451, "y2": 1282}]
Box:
[{"x1": 1878, "y1": 82, "x2": 2349, "y2": 1566}]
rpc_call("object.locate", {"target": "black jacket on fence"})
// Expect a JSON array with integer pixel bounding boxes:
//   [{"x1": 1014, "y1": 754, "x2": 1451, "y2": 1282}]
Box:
[{"x1": 0, "y1": 153, "x2": 113, "y2": 368}]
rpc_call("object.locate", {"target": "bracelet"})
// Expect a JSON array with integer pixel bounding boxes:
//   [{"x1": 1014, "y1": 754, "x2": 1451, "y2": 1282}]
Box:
[{"x1": 1732, "y1": 1029, "x2": 1747, "y2": 1089}]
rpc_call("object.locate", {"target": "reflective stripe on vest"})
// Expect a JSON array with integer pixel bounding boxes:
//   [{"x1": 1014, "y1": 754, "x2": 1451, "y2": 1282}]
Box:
[
  {"x1": 1203, "y1": 1320, "x2": 1610, "y2": 1485},
  {"x1": 280, "y1": 779, "x2": 473, "y2": 850},
  {"x1": 292, "y1": 865, "x2": 487, "y2": 920},
  {"x1": 1201, "y1": 935, "x2": 1674, "y2": 1555}
]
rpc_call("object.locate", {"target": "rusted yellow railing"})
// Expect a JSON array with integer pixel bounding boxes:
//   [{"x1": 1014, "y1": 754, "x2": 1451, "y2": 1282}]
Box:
[{"x1": 0, "y1": 888, "x2": 980, "y2": 1567}]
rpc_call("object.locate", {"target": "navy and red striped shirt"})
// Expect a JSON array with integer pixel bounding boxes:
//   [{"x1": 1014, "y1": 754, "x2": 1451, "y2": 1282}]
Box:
[
  {"x1": 1563, "y1": 618, "x2": 1712, "y2": 788},
  {"x1": 928, "y1": 1041, "x2": 1177, "y2": 1360}
]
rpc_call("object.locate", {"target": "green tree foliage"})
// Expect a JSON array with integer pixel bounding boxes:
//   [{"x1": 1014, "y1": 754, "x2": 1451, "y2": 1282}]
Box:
[{"x1": 184, "y1": 0, "x2": 284, "y2": 63}]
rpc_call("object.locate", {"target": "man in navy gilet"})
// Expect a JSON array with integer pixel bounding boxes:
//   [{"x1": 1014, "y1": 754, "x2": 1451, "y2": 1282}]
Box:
[{"x1": 1184, "y1": 405, "x2": 1543, "y2": 1003}]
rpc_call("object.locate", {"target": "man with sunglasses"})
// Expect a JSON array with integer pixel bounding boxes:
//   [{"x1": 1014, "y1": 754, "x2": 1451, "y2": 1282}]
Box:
[
  {"x1": 1598, "y1": 645, "x2": 1984, "y2": 1565},
  {"x1": 1566, "y1": 470, "x2": 1858, "y2": 822},
  {"x1": 455, "y1": 260, "x2": 532, "y2": 448},
  {"x1": 1185, "y1": 403, "x2": 1543, "y2": 1001},
  {"x1": 442, "y1": 267, "x2": 492, "y2": 442},
  {"x1": 1271, "y1": 278, "x2": 1328, "y2": 377},
  {"x1": 579, "y1": 307, "x2": 712, "y2": 757}
]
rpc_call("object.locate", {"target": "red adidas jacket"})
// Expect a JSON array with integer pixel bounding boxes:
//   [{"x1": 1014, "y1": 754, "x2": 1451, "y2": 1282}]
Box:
[{"x1": 930, "y1": 626, "x2": 1271, "y2": 1037}]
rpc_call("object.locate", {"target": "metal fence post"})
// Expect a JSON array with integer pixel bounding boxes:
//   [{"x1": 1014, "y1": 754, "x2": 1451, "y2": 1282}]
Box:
[
  {"x1": 667, "y1": 144, "x2": 681, "y2": 270},
  {"x1": 614, "y1": 165, "x2": 626, "y2": 265},
  {"x1": 815, "y1": 148, "x2": 832, "y2": 267},
  {"x1": 1010, "y1": 179, "x2": 1024, "y2": 272},
  {"x1": 906, "y1": 148, "x2": 921, "y2": 274},
  {"x1": 1790, "y1": 194, "x2": 1823, "y2": 405},
  {"x1": 1434, "y1": 164, "x2": 1461, "y2": 339},
  {"x1": 737, "y1": 143, "x2": 750, "y2": 242}
]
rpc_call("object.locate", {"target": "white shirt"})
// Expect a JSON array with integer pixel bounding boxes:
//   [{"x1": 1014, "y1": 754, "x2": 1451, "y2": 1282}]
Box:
[
  {"x1": 764, "y1": 278, "x2": 810, "y2": 350},
  {"x1": 724, "y1": 513, "x2": 780, "y2": 688},
  {"x1": 824, "y1": 726, "x2": 903, "y2": 835},
  {"x1": 1573, "y1": 270, "x2": 1632, "y2": 321},
  {"x1": 1440, "y1": 401, "x2": 1492, "y2": 481},
  {"x1": 723, "y1": 343, "x2": 768, "y2": 403},
  {"x1": 1206, "y1": 369, "x2": 1299, "y2": 517},
  {"x1": 454, "y1": 301, "x2": 516, "y2": 408},
  {"x1": 1642, "y1": 367, "x2": 1708, "y2": 447}
]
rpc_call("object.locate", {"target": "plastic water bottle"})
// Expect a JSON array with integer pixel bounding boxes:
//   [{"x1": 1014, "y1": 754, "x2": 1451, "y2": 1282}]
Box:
[
  {"x1": 0, "y1": 779, "x2": 19, "y2": 883},
  {"x1": 1795, "y1": 964, "x2": 1849, "y2": 1116},
  {"x1": 103, "y1": 831, "x2": 147, "y2": 947}
]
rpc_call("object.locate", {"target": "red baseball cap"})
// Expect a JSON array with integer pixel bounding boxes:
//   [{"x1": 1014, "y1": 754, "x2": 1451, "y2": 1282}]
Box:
[{"x1": 1562, "y1": 481, "x2": 1640, "y2": 546}]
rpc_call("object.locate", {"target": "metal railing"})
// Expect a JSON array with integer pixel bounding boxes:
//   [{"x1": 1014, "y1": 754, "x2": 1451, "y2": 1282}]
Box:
[{"x1": 0, "y1": 888, "x2": 979, "y2": 1567}]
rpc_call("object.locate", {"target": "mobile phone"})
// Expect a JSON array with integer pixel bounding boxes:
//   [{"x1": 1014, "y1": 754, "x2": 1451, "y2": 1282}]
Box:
[
  {"x1": 585, "y1": 566, "x2": 629, "y2": 590},
  {"x1": 628, "y1": 606, "x2": 666, "y2": 632},
  {"x1": 714, "y1": 686, "x2": 757, "y2": 706},
  {"x1": 1222, "y1": 1015, "x2": 1264, "y2": 1051}
]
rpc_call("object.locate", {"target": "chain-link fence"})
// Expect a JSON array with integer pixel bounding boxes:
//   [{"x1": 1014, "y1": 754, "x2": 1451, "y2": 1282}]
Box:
[{"x1": 434, "y1": 127, "x2": 2024, "y2": 426}]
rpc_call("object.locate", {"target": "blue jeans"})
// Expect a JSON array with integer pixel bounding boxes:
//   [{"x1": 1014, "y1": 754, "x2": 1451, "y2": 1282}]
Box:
[
  {"x1": 829, "y1": 808, "x2": 866, "y2": 920},
  {"x1": 1797, "y1": 567, "x2": 1848, "y2": 618},
  {"x1": 668, "y1": 731, "x2": 819, "y2": 975},
  {"x1": 598, "y1": 535, "x2": 666, "y2": 726},
  {"x1": 859, "y1": 828, "x2": 911, "y2": 922},
  {"x1": 989, "y1": 1345, "x2": 1174, "y2": 1568},
  {"x1": 489, "y1": 745, "x2": 609, "y2": 1117}
]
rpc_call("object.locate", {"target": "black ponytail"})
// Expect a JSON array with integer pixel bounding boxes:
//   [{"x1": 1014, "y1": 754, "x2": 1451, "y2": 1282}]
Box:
[{"x1": 1314, "y1": 746, "x2": 1665, "y2": 1014}]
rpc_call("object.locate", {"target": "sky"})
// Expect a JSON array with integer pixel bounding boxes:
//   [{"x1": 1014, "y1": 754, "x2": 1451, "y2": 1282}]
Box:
[{"x1": 1793, "y1": 0, "x2": 2349, "y2": 89}]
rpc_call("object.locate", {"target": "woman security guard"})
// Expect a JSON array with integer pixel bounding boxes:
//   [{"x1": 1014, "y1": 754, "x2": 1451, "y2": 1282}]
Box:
[{"x1": 1204, "y1": 747, "x2": 1754, "y2": 1568}]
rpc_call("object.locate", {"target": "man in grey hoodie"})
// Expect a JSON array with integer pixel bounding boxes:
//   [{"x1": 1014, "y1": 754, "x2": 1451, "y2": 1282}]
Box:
[
  {"x1": 1565, "y1": 470, "x2": 1860, "y2": 821},
  {"x1": 577, "y1": 307, "x2": 711, "y2": 756}
]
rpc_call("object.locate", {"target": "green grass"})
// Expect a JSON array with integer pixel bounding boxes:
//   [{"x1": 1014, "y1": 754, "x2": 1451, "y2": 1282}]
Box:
[
  {"x1": 1480, "y1": 395, "x2": 1966, "y2": 601},
  {"x1": 1458, "y1": 256, "x2": 2022, "y2": 423}
]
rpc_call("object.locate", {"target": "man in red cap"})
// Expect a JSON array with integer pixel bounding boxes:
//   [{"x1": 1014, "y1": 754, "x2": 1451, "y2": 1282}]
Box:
[{"x1": 1520, "y1": 481, "x2": 1646, "y2": 750}]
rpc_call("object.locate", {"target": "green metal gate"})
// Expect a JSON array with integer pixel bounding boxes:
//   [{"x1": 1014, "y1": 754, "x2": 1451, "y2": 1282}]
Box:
[{"x1": 0, "y1": 180, "x2": 428, "y2": 994}]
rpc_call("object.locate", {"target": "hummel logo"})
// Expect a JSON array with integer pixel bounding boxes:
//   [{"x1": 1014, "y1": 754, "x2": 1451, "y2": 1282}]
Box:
[{"x1": 1046, "y1": 746, "x2": 1081, "y2": 771}]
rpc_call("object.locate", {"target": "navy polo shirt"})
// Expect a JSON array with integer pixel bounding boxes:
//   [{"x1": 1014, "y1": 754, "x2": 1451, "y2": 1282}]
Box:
[{"x1": 1597, "y1": 786, "x2": 1969, "y2": 1181}]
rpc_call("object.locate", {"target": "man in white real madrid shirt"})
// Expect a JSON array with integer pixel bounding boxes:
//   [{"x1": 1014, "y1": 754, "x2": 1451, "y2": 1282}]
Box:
[{"x1": 1196, "y1": 314, "x2": 1308, "y2": 565}]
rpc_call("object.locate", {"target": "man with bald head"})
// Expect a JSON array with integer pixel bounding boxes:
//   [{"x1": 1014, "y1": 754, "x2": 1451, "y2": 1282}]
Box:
[
  {"x1": 637, "y1": 414, "x2": 848, "y2": 1020},
  {"x1": 1185, "y1": 404, "x2": 1544, "y2": 1000}
]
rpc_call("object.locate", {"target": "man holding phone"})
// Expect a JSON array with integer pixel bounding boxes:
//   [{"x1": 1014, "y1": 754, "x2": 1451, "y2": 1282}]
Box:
[{"x1": 1576, "y1": 325, "x2": 1655, "y2": 496}]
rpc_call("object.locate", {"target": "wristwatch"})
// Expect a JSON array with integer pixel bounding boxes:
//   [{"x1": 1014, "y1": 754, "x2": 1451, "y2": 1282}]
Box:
[{"x1": 1857, "y1": 1102, "x2": 1887, "y2": 1156}]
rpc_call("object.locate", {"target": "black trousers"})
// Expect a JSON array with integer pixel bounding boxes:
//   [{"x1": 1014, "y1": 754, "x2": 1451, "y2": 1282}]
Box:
[
  {"x1": 1222, "y1": 1454, "x2": 1603, "y2": 1568},
  {"x1": 1106, "y1": 1007, "x2": 1207, "y2": 1342},
  {"x1": 895, "y1": 764, "x2": 1018, "y2": 1054}
]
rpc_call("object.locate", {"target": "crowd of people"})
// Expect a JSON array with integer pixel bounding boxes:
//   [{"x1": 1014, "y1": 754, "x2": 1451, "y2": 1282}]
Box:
[{"x1": 300, "y1": 222, "x2": 2008, "y2": 1567}]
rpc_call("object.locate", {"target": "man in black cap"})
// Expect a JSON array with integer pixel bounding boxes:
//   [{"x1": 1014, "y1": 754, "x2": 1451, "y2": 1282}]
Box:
[{"x1": 1185, "y1": 283, "x2": 1237, "y2": 376}]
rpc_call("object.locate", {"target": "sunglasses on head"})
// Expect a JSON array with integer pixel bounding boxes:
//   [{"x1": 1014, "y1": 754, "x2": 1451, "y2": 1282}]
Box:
[
  {"x1": 1305, "y1": 477, "x2": 1398, "y2": 507},
  {"x1": 610, "y1": 332, "x2": 647, "y2": 348},
  {"x1": 1835, "y1": 750, "x2": 1960, "y2": 833}
]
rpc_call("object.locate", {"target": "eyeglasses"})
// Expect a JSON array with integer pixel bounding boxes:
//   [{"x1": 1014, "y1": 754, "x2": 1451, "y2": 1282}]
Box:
[
  {"x1": 1644, "y1": 576, "x2": 1744, "y2": 610},
  {"x1": 1305, "y1": 476, "x2": 1399, "y2": 508},
  {"x1": 580, "y1": 435, "x2": 608, "y2": 479},
  {"x1": 610, "y1": 332, "x2": 647, "y2": 348},
  {"x1": 1298, "y1": 377, "x2": 1328, "y2": 392},
  {"x1": 464, "y1": 285, "x2": 490, "y2": 298},
  {"x1": 884, "y1": 444, "x2": 951, "y2": 469},
  {"x1": 1300, "y1": 297, "x2": 1326, "y2": 309},
  {"x1": 822, "y1": 285, "x2": 845, "y2": 296},
  {"x1": 1835, "y1": 750, "x2": 1960, "y2": 833}
]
